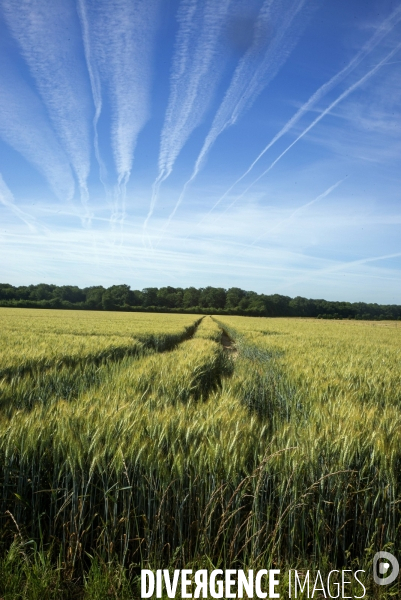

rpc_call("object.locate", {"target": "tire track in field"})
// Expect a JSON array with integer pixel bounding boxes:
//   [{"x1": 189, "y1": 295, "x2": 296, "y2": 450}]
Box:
[{"x1": 0, "y1": 317, "x2": 204, "y2": 413}]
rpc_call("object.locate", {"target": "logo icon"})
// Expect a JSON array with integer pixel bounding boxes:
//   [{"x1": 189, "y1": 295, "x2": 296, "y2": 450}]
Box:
[{"x1": 373, "y1": 551, "x2": 399, "y2": 585}]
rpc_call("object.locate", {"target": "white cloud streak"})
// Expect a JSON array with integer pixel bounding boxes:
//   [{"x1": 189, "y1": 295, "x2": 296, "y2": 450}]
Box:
[
  {"x1": 0, "y1": 69, "x2": 76, "y2": 204},
  {"x1": 282, "y1": 251, "x2": 401, "y2": 292},
  {"x1": 78, "y1": 0, "x2": 160, "y2": 223},
  {"x1": 143, "y1": 0, "x2": 232, "y2": 230},
  {"x1": 2, "y1": 0, "x2": 93, "y2": 220},
  {"x1": 220, "y1": 40, "x2": 401, "y2": 215},
  {"x1": 159, "y1": 0, "x2": 311, "y2": 235},
  {"x1": 0, "y1": 173, "x2": 39, "y2": 233},
  {"x1": 3, "y1": 209, "x2": 400, "y2": 302},
  {"x1": 197, "y1": 2, "x2": 401, "y2": 220},
  {"x1": 250, "y1": 177, "x2": 346, "y2": 246},
  {"x1": 76, "y1": 0, "x2": 107, "y2": 192}
]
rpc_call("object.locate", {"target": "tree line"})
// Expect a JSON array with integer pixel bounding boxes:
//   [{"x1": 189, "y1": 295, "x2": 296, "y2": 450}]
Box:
[{"x1": 0, "y1": 282, "x2": 399, "y2": 320}]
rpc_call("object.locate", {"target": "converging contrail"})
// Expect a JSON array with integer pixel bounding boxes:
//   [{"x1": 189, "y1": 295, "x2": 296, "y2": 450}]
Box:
[
  {"x1": 77, "y1": 0, "x2": 108, "y2": 193},
  {"x1": 2, "y1": 0, "x2": 93, "y2": 224},
  {"x1": 208, "y1": 178, "x2": 346, "y2": 266},
  {"x1": 217, "y1": 39, "x2": 401, "y2": 218},
  {"x1": 156, "y1": 0, "x2": 312, "y2": 241},
  {"x1": 0, "y1": 173, "x2": 42, "y2": 233},
  {"x1": 194, "y1": 2, "x2": 401, "y2": 224},
  {"x1": 282, "y1": 251, "x2": 401, "y2": 292},
  {"x1": 0, "y1": 69, "x2": 76, "y2": 206},
  {"x1": 251, "y1": 178, "x2": 345, "y2": 247},
  {"x1": 143, "y1": 0, "x2": 232, "y2": 235},
  {"x1": 78, "y1": 0, "x2": 160, "y2": 228}
]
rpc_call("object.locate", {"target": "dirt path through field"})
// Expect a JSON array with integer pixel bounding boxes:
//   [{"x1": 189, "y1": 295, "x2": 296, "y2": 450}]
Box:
[{"x1": 221, "y1": 330, "x2": 238, "y2": 358}]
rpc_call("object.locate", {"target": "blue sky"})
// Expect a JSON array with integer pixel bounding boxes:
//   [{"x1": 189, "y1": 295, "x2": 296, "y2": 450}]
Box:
[{"x1": 0, "y1": 0, "x2": 400, "y2": 303}]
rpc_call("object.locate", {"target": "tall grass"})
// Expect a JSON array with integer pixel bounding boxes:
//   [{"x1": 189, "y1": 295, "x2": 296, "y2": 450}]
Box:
[
  {"x1": 0, "y1": 308, "x2": 199, "y2": 378},
  {"x1": 217, "y1": 316, "x2": 401, "y2": 564},
  {"x1": 0, "y1": 311, "x2": 400, "y2": 596}
]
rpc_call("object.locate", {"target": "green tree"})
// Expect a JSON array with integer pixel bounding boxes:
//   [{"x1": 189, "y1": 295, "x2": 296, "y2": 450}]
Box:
[
  {"x1": 128, "y1": 289, "x2": 143, "y2": 306},
  {"x1": 142, "y1": 287, "x2": 158, "y2": 307},
  {"x1": 102, "y1": 285, "x2": 130, "y2": 311},
  {"x1": 289, "y1": 296, "x2": 316, "y2": 317},
  {"x1": 157, "y1": 287, "x2": 184, "y2": 308},
  {"x1": 84, "y1": 286, "x2": 105, "y2": 309},
  {"x1": 30, "y1": 283, "x2": 56, "y2": 301},
  {"x1": 225, "y1": 287, "x2": 245, "y2": 309},
  {"x1": 0, "y1": 284, "x2": 16, "y2": 300},
  {"x1": 54, "y1": 285, "x2": 85, "y2": 303},
  {"x1": 199, "y1": 287, "x2": 226, "y2": 309},
  {"x1": 183, "y1": 287, "x2": 200, "y2": 308}
]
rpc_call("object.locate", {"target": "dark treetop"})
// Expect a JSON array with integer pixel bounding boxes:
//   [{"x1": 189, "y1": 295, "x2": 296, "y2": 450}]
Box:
[{"x1": 0, "y1": 283, "x2": 399, "y2": 320}]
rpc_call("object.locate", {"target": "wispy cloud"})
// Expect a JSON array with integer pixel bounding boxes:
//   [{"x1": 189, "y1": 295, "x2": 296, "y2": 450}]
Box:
[
  {"x1": 282, "y1": 251, "x2": 401, "y2": 293},
  {"x1": 158, "y1": 0, "x2": 311, "y2": 235},
  {"x1": 76, "y1": 0, "x2": 107, "y2": 192},
  {"x1": 3, "y1": 202, "x2": 400, "y2": 302},
  {"x1": 195, "y1": 176, "x2": 347, "y2": 246},
  {"x1": 219, "y1": 40, "x2": 401, "y2": 215},
  {"x1": 0, "y1": 68, "x2": 76, "y2": 204},
  {"x1": 195, "y1": 3, "x2": 401, "y2": 221},
  {"x1": 78, "y1": 0, "x2": 160, "y2": 224},
  {"x1": 143, "y1": 0, "x2": 232, "y2": 231},
  {"x1": 301, "y1": 66, "x2": 401, "y2": 164},
  {"x1": 0, "y1": 173, "x2": 40, "y2": 233},
  {"x1": 249, "y1": 177, "x2": 346, "y2": 247},
  {"x1": 2, "y1": 0, "x2": 93, "y2": 221}
]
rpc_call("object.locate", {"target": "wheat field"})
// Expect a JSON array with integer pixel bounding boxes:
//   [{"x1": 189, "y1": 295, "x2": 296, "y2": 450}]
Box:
[{"x1": 0, "y1": 307, "x2": 400, "y2": 597}]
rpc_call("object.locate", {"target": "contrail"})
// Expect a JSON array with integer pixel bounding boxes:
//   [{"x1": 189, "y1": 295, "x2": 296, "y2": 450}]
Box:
[
  {"x1": 0, "y1": 69, "x2": 76, "y2": 205},
  {"x1": 283, "y1": 251, "x2": 401, "y2": 292},
  {"x1": 200, "y1": 178, "x2": 345, "y2": 266},
  {"x1": 76, "y1": 0, "x2": 108, "y2": 193},
  {"x1": 189, "y1": 0, "x2": 310, "y2": 174},
  {"x1": 250, "y1": 178, "x2": 346, "y2": 247},
  {"x1": 196, "y1": 2, "x2": 401, "y2": 222},
  {"x1": 2, "y1": 0, "x2": 93, "y2": 223},
  {"x1": 143, "y1": 0, "x2": 232, "y2": 232},
  {"x1": 158, "y1": 0, "x2": 312, "y2": 237},
  {"x1": 79, "y1": 0, "x2": 160, "y2": 227},
  {"x1": 219, "y1": 40, "x2": 401, "y2": 216},
  {"x1": 0, "y1": 173, "x2": 40, "y2": 233}
]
